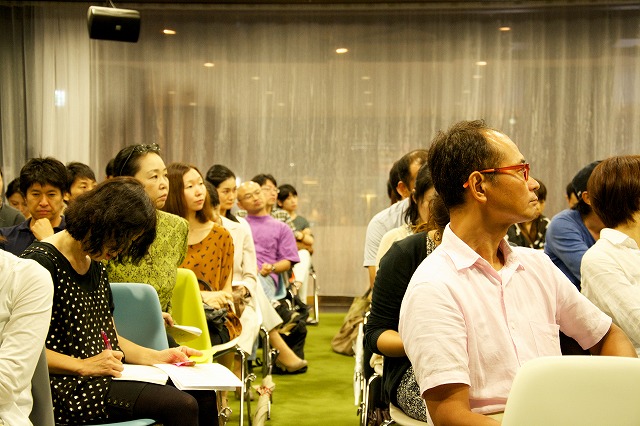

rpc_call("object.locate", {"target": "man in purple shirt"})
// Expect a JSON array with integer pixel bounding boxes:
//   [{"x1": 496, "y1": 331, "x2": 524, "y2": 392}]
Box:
[{"x1": 237, "y1": 180, "x2": 299, "y2": 301}]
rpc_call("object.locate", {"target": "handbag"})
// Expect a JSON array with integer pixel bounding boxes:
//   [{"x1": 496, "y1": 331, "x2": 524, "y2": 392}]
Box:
[
  {"x1": 198, "y1": 279, "x2": 243, "y2": 344},
  {"x1": 331, "y1": 289, "x2": 371, "y2": 356}
]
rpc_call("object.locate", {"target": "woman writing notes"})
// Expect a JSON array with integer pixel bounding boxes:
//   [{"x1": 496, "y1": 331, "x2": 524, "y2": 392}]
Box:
[{"x1": 21, "y1": 178, "x2": 218, "y2": 426}]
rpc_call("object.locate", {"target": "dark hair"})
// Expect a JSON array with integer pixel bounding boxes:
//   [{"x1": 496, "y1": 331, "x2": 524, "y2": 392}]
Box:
[
  {"x1": 588, "y1": 155, "x2": 640, "y2": 229},
  {"x1": 571, "y1": 161, "x2": 601, "y2": 216},
  {"x1": 387, "y1": 160, "x2": 402, "y2": 204},
  {"x1": 397, "y1": 149, "x2": 428, "y2": 190},
  {"x1": 416, "y1": 193, "x2": 450, "y2": 242},
  {"x1": 19, "y1": 157, "x2": 68, "y2": 195},
  {"x1": 113, "y1": 144, "x2": 161, "y2": 177},
  {"x1": 404, "y1": 162, "x2": 434, "y2": 227},
  {"x1": 534, "y1": 179, "x2": 547, "y2": 202},
  {"x1": 565, "y1": 182, "x2": 576, "y2": 199},
  {"x1": 252, "y1": 173, "x2": 277, "y2": 187},
  {"x1": 205, "y1": 164, "x2": 235, "y2": 187},
  {"x1": 205, "y1": 164, "x2": 238, "y2": 222},
  {"x1": 164, "y1": 162, "x2": 213, "y2": 224},
  {"x1": 65, "y1": 177, "x2": 156, "y2": 264},
  {"x1": 277, "y1": 184, "x2": 297, "y2": 204},
  {"x1": 105, "y1": 158, "x2": 116, "y2": 179},
  {"x1": 427, "y1": 120, "x2": 502, "y2": 209},
  {"x1": 66, "y1": 162, "x2": 96, "y2": 189},
  {"x1": 204, "y1": 181, "x2": 220, "y2": 209},
  {"x1": 6, "y1": 178, "x2": 22, "y2": 199}
]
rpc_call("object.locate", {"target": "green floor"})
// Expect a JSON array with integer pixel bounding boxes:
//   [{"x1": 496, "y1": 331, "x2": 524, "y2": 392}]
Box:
[{"x1": 227, "y1": 312, "x2": 357, "y2": 425}]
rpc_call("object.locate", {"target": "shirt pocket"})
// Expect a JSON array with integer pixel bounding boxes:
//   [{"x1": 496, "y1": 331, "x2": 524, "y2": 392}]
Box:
[{"x1": 530, "y1": 321, "x2": 560, "y2": 356}]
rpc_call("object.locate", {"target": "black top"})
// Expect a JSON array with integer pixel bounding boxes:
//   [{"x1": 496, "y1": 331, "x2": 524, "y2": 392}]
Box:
[
  {"x1": 22, "y1": 242, "x2": 119, "y2": 425},
  {"x1": 364, "y1": 231, "x2": 435, "y2": 406}
]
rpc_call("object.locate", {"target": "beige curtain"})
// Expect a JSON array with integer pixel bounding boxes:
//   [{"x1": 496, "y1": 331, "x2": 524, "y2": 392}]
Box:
[{"x1": 1, "y1": 2, "x2": 639, "y2": 296}]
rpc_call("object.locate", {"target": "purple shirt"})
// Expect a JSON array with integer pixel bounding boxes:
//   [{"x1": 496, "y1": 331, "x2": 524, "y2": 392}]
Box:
[{"x1": 245, "y1": 214, "x2": 300, "y2": 282}]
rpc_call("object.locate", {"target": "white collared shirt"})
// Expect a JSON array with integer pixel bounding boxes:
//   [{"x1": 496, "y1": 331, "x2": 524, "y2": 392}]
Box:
[{"x1": 581, "y1": 228, "x2": 640, "y2": 355}]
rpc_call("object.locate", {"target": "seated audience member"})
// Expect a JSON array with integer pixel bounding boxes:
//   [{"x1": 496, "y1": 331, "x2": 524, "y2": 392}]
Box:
[
  {"x1": 236, "y1": 181, "x2": 300, "y2": 302},
  {"x1": 105, "y1": 144, "x2": 188, "y2": 322},
  {"x1": 205, "y1": 182, "x2": 307, "y2": 378},
  {"x1": 375, "y1": 162, "x2": 436, "y2": 264},
  {"x1": 65, "y1": 161, "x2": 97, "y2": 202},
  {"x1": 277, "y1": 183, "x2": 314, "y2": 301},
  {"x1": 0, "y1": 167, "x2": 25, "y2": 227},
  {"x1": 0, "y1": 157, "x2": 67, "y2": 256},
  {"x1": 206, "y1": 164, "x2": 240, "y2": 223},
  {"x1": 545, "y1": 161, "x2": 604, "y2": 289},
  {"x1": 363, "y1": 149, "x2": 428, "y2": 287},
  {"x1": 399, "y1": 120, "x2": 636, "y2": 426},
  {"x1": 164, "y1": 163, "x2": 246, "y2": 410},
  {"x1": 243, "y1": 174, "x2": 297, "y2": 231},
  {"x1": 581, "y1": 156, "x2": 640, "y2": 356},
  {"x1": 0, "y1": 237, "x2": 53, "y2": 426},
  {"x1": 506, "y1": 178, "x2": 549, "y2": 249},
  {"x1": 5, "y1": 178, "x2": 30, "y2": 220},
  {"x1": 21, "y1": 178, "x2": 218, "y2": 426},
  {"x1": 364, "y1": 194, "x2": 449, "y2": 422}
]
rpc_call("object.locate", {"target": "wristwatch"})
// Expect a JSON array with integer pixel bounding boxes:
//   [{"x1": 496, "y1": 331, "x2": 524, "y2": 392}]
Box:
[{"x1": 270, "y1": 264, "x2": 276, "y2": 273}]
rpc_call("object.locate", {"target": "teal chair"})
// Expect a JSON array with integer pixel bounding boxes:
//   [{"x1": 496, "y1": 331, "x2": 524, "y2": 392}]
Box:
[{"x1": 86, "y1": 282, "x2": 168, "y2": 426}]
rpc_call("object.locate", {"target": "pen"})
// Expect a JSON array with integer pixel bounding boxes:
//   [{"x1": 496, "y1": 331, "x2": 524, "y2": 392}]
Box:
[{"x1": 101, "y1": 330, "x2": 112, "y2": 350}]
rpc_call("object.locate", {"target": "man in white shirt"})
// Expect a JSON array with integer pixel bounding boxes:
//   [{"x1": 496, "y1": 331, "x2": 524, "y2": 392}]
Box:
[
  {"x1": 399, "y1": 120, "x2": 636, "y2": 426},
  {"x1": 363, "y1": 149, "x2": 427, "y2": 287}
]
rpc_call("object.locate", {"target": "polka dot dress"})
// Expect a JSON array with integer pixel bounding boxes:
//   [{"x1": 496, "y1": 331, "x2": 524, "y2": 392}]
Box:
[{"x1": 22, "y1": 242, "x2": 119, "y2": 425}]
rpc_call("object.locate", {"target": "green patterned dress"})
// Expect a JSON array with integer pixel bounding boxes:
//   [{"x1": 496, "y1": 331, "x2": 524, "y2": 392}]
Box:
[{"x1": 105, "y1": 210, "x2": 188, "y2": 312}]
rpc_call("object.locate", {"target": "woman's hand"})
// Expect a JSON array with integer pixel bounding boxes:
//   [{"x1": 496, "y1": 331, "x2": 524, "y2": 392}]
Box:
[
  {"x1": 156, "y1": 346, "x2": 203, "y2": 364},
  {"x1": 201, "y1": 290, "x2": 232, "y2": 310},
  {"x1": 78, "y1": 350, "x2": 124, "y2": 377},
  {"x1": 162, "y1": 312, "x2": 175, "y2": 327}
]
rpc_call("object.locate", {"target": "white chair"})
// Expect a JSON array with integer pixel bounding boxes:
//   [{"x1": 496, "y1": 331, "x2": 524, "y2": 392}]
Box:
[{"x1": 502, "y1": 355, "x2": 640, "y2": 426}]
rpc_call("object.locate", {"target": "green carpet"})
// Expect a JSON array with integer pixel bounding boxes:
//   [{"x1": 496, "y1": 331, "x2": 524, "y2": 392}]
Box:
[{"x1": 227, "y1": 312, "x2": 357, "y2": 425}]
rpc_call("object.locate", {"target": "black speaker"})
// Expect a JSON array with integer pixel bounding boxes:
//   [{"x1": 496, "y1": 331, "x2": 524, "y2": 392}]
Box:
[{"x1": 87, "y1": 6, "x2": 140, "y2": 43}]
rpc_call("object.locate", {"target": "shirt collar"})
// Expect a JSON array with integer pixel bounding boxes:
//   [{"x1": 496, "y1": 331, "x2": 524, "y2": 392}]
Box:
[
  {"x1": 600, "y1": 228, "x2": 639, "y2": 249},
  {"x1": 441, "y1": 224, "x2": 525, "y2": 273}
]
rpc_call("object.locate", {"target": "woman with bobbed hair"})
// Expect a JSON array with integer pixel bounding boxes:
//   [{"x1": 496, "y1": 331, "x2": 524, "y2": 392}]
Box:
[
  {"x1": 21, "y1": 177, "x2": 218, "y2": 426},
  {"x1": 581, "y1": 155, "x2": 640, "y2": 356}
]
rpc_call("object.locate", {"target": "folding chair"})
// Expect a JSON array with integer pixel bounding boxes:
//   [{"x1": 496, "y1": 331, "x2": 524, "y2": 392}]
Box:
[
  {"x1": 307, "y1": 264, "x2": 320, "y2": 325},
  {"x1": 172, "y1": 268, "x2": 255, "y2": 426}
]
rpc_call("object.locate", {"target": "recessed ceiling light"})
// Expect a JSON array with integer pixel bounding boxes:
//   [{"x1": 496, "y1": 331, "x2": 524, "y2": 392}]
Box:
[
  {"x1": 336, "y1": 48, "x2": 348, "y2": 54},
  {"x1": 251, "y1": 76, "x2": 260, "y2": 81},
  {"x1": 203, "y1": 62, "x2": 215, "y2": 68},
  {"x1": 476, "y1": 61, "x2": 487, "y2": 66},
  {"x1": 499, "y1": 26, "x2": 511, "y2": 32},
  {"x1": 163, "y1": 29, "x2": 176, "y2": 35}
]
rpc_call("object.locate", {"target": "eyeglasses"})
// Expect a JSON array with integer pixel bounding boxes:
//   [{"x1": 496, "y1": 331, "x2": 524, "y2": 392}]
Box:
[
  {"x1": 119, "y1": 143, "x2": 160, "y2": 176},
  {"x1": 261, "y1": 186, "x2": 280, "y2": 194},
  {"x1": 240, "y1": 189, "x2": 263, "y2": 201},
  {"x1": 463, "y1": 163, "x2": 530, "y2": 188}
]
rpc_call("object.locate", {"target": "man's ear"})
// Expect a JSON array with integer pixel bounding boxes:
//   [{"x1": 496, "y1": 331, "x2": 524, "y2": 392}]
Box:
[
  {"x1": 396, "y1": 181, "x2": 411, "y2": 199},
  {"x1": 467, "y1": 172, "x2": 488, "y2": 202}
]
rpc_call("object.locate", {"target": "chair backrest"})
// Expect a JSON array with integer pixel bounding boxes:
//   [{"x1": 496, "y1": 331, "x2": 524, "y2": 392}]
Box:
[
  {"x1": 501, "y1": 355, "x2": 640, "y2": 426},
  {"x1": 171, "y1": 268, "x2": 212, "y2": 352},
  {"x1": 110, "y1": 283, "x2": 169, "y2": 351},
  {"x1": 30, "y1": 346, "x2": 55, "y2": 426}
]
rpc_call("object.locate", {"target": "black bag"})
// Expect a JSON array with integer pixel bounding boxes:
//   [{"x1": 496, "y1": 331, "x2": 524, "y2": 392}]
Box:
[
  {"x1": 203, "y1": 303, "x2": 231, "y2": 346},
  {"x1": 274, "y1": 290, "x2": 309, "y2": 362}
]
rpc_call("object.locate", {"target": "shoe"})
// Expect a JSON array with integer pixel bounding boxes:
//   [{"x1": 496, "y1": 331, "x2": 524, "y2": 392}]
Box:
[{"x1": 274, "y1": 358, "x2": 308, "y2": 374}]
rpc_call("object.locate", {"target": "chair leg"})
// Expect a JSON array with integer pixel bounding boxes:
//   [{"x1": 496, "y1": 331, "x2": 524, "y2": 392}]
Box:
[
  {"x1": 239, "y1": 349, "x2": 256, "y2": 426},
  {"x1": 308, "y1": 265, "x2": 319, "y2": 325},
  {"x1": 259, "y1": 326, "x2": 271, "y2": 378}
]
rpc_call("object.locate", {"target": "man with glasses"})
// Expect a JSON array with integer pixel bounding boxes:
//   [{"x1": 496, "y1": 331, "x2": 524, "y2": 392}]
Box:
[
  {"x1": 399, "y1": 120, "x2": 636, "y2": 426},
  {"x1": 236, "y1": 180, "x2": 299, "y2": 301},
  {"x1": 0, "y1": 157, "x2": 68, "y2": 255}
]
